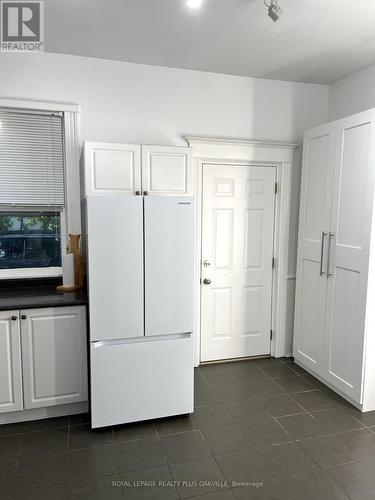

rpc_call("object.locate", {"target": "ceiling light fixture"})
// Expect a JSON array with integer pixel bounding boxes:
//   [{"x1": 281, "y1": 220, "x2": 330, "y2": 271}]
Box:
[
  {"x1": 265, "y1": 0, "x2": 282, "y2": 22},
  {"x1": 186, "y1": 0, "x2": 203, "y2": 9}
]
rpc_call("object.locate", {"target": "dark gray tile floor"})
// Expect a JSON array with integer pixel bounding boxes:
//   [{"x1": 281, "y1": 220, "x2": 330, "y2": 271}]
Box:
[{"x1": 1, "y1": 357, "x2": 375, "y2": 499}]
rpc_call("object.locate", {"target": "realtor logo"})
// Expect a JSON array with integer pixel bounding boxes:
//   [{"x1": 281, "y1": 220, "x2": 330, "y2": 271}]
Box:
[{"x1": 1, "y1": 1, "x2": 44, "y2": 51}]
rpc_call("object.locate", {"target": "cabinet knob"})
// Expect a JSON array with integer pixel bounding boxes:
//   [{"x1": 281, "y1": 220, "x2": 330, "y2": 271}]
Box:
[
  {"x1": 203, "y1": 278, "x2": 212, "y2": 285},
  {"x1": 11, "y1": 315, "x2": 17, "y2": 321},
  {"x1": 21, "y1": 314, "x2": 27, "y2": 320},
  {"x1": 135, "y1": 191, "x2": 141, "y2": 195},
  {"x1": 143, "y1": 191, "x2": 149, "y2": 196}
]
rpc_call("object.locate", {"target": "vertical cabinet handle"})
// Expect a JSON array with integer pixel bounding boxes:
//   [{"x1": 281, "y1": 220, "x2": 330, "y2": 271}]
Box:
[
  {"x1": 320, "y1": 231, "x2": 327, "y2": 276},
  {"x1": 327, "y1": 232, "x2": 334, "y2": 277}
]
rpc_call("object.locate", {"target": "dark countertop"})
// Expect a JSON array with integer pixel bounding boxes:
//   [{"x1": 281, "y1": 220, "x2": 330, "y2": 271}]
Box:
[{"x1": 0, "y1": 278, "x2": 87, "y2": 311}]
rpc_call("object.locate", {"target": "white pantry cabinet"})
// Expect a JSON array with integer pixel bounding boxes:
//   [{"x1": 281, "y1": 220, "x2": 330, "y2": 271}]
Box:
[
  {"x1": 0, "y1": 306, "x2": 87, "y2": 414},
  {"x1": 84, "y1": 142, "x2": 193, "y2": 197},
  {"x1": 294, "y1": 108, "x2": 375, "y2": 411},
  {"x1": 0, "y1": 311, "x2": 23, "y2": 413}
]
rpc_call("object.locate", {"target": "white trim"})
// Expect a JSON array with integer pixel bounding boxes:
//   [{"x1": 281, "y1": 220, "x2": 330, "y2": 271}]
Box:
[
  {"x1": 187, "y1": 137, "x2": 298, "y2": 366},
  {"x1": 0, "y1": 98, "x2": 79, "y2": 113},
  {"x1": 64, "y1": 112, "x2": 82, "y2": 234},
  {"x1": 0, "y1": 401, "x2": 88, "y2": 425},
  {"x1": 0, "y1": 267, "x2": 62, "y2": 279},
  {"x1": 185, "y1": 136, "x2": 299, "y2": 149}
]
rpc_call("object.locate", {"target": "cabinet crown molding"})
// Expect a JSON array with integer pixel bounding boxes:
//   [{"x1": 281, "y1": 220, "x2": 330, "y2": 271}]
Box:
[
  {"x1": 185, "y1": 136, "x2": 299, "y2": 164},
  {"x1": 184, "y1": 136, "x2": 299, "y2": 149}
]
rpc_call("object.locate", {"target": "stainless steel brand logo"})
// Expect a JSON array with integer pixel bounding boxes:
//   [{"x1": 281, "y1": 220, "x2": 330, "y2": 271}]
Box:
[
  {"x1": 178, "y1": 202, "x2": 191, "y2": 205},
  {"x1": 1, "y1": 1, "x2": 44, "y2": 52}
]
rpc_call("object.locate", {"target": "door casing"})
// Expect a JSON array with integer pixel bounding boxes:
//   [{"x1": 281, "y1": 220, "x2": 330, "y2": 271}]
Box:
[{"x1": 188, "y1": 138, "x2": 297, "y2": 367}]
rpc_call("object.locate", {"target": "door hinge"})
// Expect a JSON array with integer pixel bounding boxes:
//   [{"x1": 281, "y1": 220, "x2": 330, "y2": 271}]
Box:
[
  {"x1": 270, "y1": 329, "x2": 273, "y2": 340},
  {"x1": 272, "y1": 257, "x2": 276, "y2": 269},
  {"x1": 275, "y1": 182, "x2": 278, "y2": 194}
]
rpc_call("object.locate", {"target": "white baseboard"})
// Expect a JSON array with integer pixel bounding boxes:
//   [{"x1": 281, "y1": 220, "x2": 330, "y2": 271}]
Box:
[{"x1": 0, "y1": 401, "x2": 88, "y2": 425}]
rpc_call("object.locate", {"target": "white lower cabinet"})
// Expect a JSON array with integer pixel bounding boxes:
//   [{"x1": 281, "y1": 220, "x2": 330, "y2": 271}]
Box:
[
  {"x1": 0, "y1": 306, "x2": 87, "y2": 414},
  {"x1": 0, "y1": 311, "x2": 23, "y2": 413}
]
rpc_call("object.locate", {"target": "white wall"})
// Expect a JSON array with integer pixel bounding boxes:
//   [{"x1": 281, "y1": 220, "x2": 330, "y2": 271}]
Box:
[
  {"x1": 0, "y1": 52, "x2": 329, "y2": 357},
  {"x1": 330, "y1": 63, "x2": 375, "y2": 120},
  {"x1": 0, "y1": 52, "x2": 329, "y2": 145}
]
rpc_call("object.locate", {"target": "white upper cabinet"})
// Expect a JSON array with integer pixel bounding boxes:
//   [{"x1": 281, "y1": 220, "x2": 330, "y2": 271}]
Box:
[
  {"x1": 0, "y1": 311, "x2": 23, "y2": 413},
  {"x1": 20, "y1": 306, "x2": 87, "y2": 409},
  {"x1": 141, "y1": 145, "x2": 193, "y2": 196},
  {"x1": 84, "y1": 142, "x2": 193, "y2": 197},
  {"x1": 84, "y1": 142, "x2": 141, "y2": 196}
]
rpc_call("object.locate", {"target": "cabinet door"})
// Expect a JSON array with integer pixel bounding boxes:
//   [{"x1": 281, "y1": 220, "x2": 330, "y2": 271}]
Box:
[
  {"x1": 323, "y1": 111, "x2": 375, "y2": 402},
  {"x1": 293, "y1": 124, "x2": 336, "y2": 374},
  {"x1": 142, "y1": 145, "x2": 193, "y2": 196},
  {"x1": 0, "y1": 311, "x2": 23, "y2": 413},
  {"x1": 84, "y1": 142, "x2": 141, "y2": 196},
  {"x1": 21, "y1": 306, "x2": 87, "y2": 409}
]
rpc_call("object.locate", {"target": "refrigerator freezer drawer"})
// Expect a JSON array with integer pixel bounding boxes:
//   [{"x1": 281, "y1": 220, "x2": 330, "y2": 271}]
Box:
[{"x1": 90, "y1": 335, "x2": 194, "y2": 428}]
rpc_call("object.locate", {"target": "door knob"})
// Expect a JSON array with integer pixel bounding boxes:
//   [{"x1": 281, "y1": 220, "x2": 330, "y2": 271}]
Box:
[{"x1": 203, "y1": 278, "x2": 211, "y2": 285}]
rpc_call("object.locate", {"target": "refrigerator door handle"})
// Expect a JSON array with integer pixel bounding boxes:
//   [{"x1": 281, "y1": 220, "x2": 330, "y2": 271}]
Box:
[{"x1": 92, "y1": 333, "x2": 192, "y2": 348}]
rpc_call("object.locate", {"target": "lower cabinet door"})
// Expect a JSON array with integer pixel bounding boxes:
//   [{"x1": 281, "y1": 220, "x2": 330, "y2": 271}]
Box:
[
  {"x1": 90, "y1": 335, "x2": 194, "y2": 428},
  {"x1": 0, "y1": 311, "x2": 23, "y2": 413},
  {"x1": 21, "y1": 306, "x2": 87, "y2": 409}
]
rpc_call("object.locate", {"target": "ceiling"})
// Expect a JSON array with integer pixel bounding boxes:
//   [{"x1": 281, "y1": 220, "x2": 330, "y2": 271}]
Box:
[{"x1": 44, "y1": 0, "x2": 375, "y2": 84}]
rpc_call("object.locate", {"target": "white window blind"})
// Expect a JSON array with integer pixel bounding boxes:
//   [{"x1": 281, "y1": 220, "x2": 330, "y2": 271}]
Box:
[{"x1": 0, "y1": 110, "x2": 65, "y2": 206}]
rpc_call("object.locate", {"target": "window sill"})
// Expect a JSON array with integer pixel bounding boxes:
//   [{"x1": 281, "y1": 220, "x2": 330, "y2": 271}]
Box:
[{"x1": 0, "y1": 267, "x2": 63, "y2": 280}]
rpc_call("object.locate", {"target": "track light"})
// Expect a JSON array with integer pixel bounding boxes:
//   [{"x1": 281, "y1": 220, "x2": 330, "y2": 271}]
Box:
[
  {"x1": 186, "y1": 0, "x2": 203, "y2": 9},
  {"x1": 265, "y1": 0, "x2": 282, "y2": 22}
]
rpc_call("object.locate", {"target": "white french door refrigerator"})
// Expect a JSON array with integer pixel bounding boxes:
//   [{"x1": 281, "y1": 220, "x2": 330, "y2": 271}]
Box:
[{"x1": 86, "y1": 195, "x2": 194, "y2": 428}]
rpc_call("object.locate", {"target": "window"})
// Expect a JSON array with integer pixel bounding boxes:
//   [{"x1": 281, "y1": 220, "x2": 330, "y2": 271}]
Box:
[
  {"x1": 0, "y1": 109, "x2": 65, "y2": 278},
  {"x1": 0, "y1": 212, "x2": 61, "y2": 269}
]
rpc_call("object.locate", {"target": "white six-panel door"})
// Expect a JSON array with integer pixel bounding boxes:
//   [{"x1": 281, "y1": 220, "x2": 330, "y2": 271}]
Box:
[
  {"x1": 201, "y1": 165, "x2": 276, "y2": 362},
  {"x1": 324, "y1": 114, "x2": 375, "y2": 401},
  {"x1": 293, "y1": 125, "x2": 335, "y2": 374}
]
